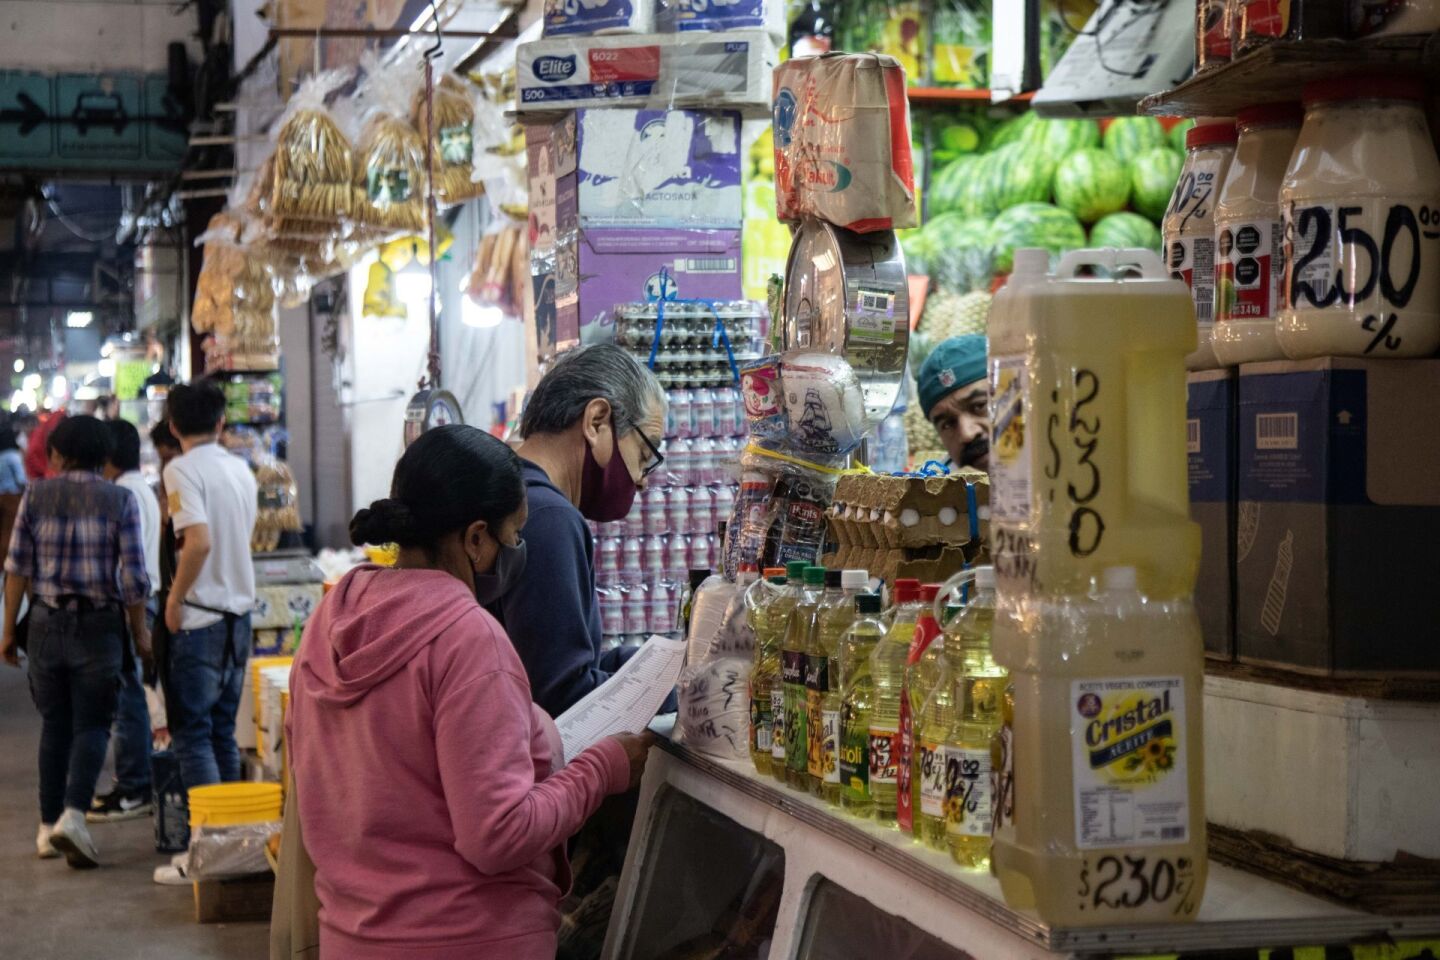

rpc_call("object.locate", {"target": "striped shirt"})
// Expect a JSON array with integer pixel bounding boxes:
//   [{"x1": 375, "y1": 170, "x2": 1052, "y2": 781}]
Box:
[{"x1": 4, "y1": 470, "x2": 150, "y2": 607}]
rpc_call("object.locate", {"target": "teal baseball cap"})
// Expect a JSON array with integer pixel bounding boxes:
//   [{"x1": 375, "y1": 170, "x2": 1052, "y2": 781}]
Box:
[{"x1": 917, "y1": 335, "x2": 988, "y2": 419}]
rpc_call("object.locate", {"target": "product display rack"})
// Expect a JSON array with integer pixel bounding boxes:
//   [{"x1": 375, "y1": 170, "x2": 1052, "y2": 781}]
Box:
[
  {"x1": 1139, "y1": 34, "x2": 1440, "y2": 118},
  {"x1": 603, "y1": 736, "x2": 1440, "y2": 960}
]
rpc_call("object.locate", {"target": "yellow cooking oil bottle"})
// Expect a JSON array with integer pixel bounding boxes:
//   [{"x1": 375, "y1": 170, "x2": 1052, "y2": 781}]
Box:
[
  {"x1": 838, "y1": 592, "x2": 886, "y2": 818},
  {"x1": 783, "y1": 565, "x2": 827, "y2": 791},
  {"x1": 912, "y1": 581, "x2": 957, "y2": 850},
  {"x1": 808, "y1": 569, "x2": 868, "y2": 803},
  {"x1": 746, "y1": 567, "x2": 788, "y2": 777},
  {"x1": 905, "y1": 583, "x2": 945, "y2": 839},
  {"x1": 768, "y1": 562, "x2": 807, "y2": 784},
  {"x1": 867, "y1": 578, "x2": 922, "y2": 828},
  {"x1": 987, "y1": 247, "x2": 1207, "y2": 925},
  {"x1": 930, "y1": 565, "x2": 1004, "y2": 868}
]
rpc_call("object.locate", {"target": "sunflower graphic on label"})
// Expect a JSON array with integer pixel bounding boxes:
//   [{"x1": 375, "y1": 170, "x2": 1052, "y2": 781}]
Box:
[
  {"x1": 1070, "y1": 677, "x2": 1190, "y2": 849},
  {"x1": 990, "y1": 355, "x2": 1031, "y2": 523}
]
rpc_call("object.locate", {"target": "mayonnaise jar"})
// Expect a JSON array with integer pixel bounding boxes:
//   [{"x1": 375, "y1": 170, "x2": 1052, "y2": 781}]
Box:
[
  {"x1": 1277, "y1": 75, "x2": 1440, "y2": 360},
  {"x1": 1164, "y1": 120, "x2": 1237, "y2": 369},
  {"x1": 1211, "y1": 102, "x2": 1303, "y2": 367}
]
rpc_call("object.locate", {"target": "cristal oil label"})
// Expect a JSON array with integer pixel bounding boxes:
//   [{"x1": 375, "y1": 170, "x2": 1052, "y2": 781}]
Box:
[
  {"x1": 771, "y1": 688, "x2": 785, "y2": 760},
  {"x1": 751, "y1": 694, "x2": 772, "y2": 752},
  {"x1": 1070, "y1": 677, "x2": 1190, "y2": 849},
  {"x1": 945, "y1": 747, "x2": 992, "y2": 838},
  {"x1": 990, "y1": 355, "x2": 1031, "y2": 523},
  {"x1": 868, "y1": 724, "x2": 899, "y2": 785}
]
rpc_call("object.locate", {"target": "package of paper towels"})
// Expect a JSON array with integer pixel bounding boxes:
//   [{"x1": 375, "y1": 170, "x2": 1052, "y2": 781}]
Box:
[
  {"x1": 657, "y1": 0, "x2": 786, "y2": 42},
  {"x1": 542, "y1": 0, "x2": 653, "y2": 37}
]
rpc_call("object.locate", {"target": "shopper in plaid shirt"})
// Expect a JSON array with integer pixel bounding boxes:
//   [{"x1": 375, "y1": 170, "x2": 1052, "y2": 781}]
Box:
[{"x1": 1, "y1": 416, "x2": 151, "y2": 869}]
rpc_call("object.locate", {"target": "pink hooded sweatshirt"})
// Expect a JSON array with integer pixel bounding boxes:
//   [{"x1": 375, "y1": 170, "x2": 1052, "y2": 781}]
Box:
[{"x1": 288, "y1": 565, "x2": 630, "y2": 959}]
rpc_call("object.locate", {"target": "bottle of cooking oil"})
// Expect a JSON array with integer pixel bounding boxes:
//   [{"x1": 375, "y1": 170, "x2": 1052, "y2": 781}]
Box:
[
  {"x1": 915, "y1": 578, "x2": 969, "y2": 851},
  {"x1": 992, "y1": 566, "x2": 1207, "y2": 924},
  {"x1": 783, "y1": 565, "x2": 826, "y2": 791},
  {"x1": 747, "y1": 567, "x2": 788, "y2": 777},
  {"x1": 905, "y1": 583, "x2": 945, "y2": 838},
  {"x1": 768, "y1": 562, "x2": 806, "y2": 784},
  {"x1": 868, "y1": 578, "x2": 922, "y2": 828},
  {"x1": 939, "y1": 566, "x2": 1004, "y2": 868},
  {"x1": 838, "y1": 592, "x2": 885, "y2": 819},
  {"x1": 809, "y1": 569, "x2": 867, "y2": 803}
]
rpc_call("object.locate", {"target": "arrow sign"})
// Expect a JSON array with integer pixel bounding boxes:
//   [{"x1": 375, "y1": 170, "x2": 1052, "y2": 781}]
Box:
[{"x1": 0, "y1": 92, "x2": 46, "y2": 136}]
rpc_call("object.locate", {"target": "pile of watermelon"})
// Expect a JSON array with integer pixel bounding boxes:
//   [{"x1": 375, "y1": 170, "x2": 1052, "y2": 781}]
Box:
[{"x1": 904, "y1": 111, "x2": 1191, "y2": 277}]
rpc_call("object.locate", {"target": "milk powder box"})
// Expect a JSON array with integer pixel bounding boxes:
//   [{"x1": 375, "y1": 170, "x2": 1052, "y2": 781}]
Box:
[
  {"x1": 656, "y1": 0, "x2": 786, "y2": 42},
  {"x1": 517, "y1": 31, "x2": 777, "y2": 111},
  {"x1": 1235, "y1": 358, "x2": 1440, "y2": 676},
  {"x1": 578, "y1": 108, "x2": 742, "y2": 229},
  {"x1": 1187, "y1": 369, "x2": 1236, "y2": 660},
  {"x1": 556, "y1": 227, "x2": 743, "y2": 345},
  {"x1": 771, "y1": 53, "x2": 918, "y2": 233},
  {"x1": 542, "y1": 0, "x2": 654, "y2": 37}
]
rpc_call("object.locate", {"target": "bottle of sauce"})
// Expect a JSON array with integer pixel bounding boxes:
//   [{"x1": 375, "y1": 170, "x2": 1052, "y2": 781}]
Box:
[
  {"x1": 1233, "y1": 0, "x2": 1345, "y2": 55},
  {"x1": 1211, "y1": 102, "x2": 1303, "y2": 367},
  {"x1": 1163, "y1": 118, "x2": 1238, "y2": 370},
  {"x1": 1277, "y1": 75, "x2": 1440, "y2": 360}
]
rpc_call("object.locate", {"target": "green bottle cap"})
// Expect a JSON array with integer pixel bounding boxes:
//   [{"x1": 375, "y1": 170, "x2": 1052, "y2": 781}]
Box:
[
  {"x1": 804, "y1": 565, "x2": 827, "y2": 585},
  {"x1": 855, "y1": 593, "x2": 882, "y2": 614},
  {"x1": 768, "y1": 576, "x2": 787, "y2": 585},
  {"x1": 785, "y1": 560, "x2": 808, "y2": 581}
]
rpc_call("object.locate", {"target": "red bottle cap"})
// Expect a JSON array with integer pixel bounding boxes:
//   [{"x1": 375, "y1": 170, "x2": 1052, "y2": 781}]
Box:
[
  {"x1": 920, "y1": 583, "x2": 940, "y2": 603},
  {"x1": 1235, "y1": 101, "x2": 1303, "y2": 128},
  {"x1": 1304, "y1": 74, "x2": 1425, "y2": 105},
  {"x1": 892, "y1": 578, "x2": 921, "y2": 603},
  {"x1": 1186, "y1": 121, "x2": 1238, "y2": 150}
]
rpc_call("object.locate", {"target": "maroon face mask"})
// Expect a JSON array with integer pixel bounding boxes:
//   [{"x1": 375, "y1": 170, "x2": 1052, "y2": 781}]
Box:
[{"x1": 577, "y1": 419, "x2": 638, "y2": 522}]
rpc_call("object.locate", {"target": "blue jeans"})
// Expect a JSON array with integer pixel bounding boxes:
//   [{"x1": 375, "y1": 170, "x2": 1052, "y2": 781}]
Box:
[
  {"x1": 27, "y1": 604, "x2": 124, "y2": 823},
  {"x1": 168, "y1": 613, "x2": 251, "y2": 790},
  {"x1": 109, "y1": 604, "x2": 155, "y2": 794}
]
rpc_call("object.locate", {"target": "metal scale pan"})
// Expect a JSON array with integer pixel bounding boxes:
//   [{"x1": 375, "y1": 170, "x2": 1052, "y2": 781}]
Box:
[{"x1": 781, "y1": 218, "x2": 909, "y2": 427}]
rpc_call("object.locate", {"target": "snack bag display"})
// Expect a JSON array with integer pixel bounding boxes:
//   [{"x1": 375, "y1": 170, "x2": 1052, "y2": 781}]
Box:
[{"x1": 772, "y1": 53, "x2": 917, "y2": 233}]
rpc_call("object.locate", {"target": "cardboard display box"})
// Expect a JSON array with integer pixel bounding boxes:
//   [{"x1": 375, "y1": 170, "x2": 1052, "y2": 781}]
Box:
[
  {"x1": 194, "y1": 874, "x2": 274, "y2": 924},
  {"x1": 1187, "y1": 369, "x2": 1236, "y2": 660},
  {"x1": 1235, "y1": 358, "x2": 1440, "y2": 676}
]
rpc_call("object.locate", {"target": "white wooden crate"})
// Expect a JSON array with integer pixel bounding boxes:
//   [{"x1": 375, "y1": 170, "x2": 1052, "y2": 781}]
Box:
[{"x1": 1204, "y1": 674, "x2": 1440, "y2": 861}]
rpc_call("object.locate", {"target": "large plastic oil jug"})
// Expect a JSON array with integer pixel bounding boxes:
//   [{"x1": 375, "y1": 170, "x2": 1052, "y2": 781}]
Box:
[{"x1": 987, "y1": 248, "x2": 1200, "y2": 602}]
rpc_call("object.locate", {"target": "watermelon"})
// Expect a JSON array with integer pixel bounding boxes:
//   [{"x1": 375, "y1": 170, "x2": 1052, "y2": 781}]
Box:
[
  {"x1": 1088, "y1": 211, "x2": 1161, "y2": 251},
  {"x1": 988, "y1": 202, "x2": 1086, "y2": 274},
  {"x1": 1131, "y1": 147, "x2": 1184, "y2": 221},
  {"x1": 929, "y1": 155, "x2": 980, "y2": 215},
  {"x1": 986, "y1": 111, "x2": 1039, "y2": 151},
  {"x1": 900, "y1": 228, "x2": 935, "y2": 271},
  {"x1": 995, "y1": 146, "x2": 1057, "y2": 210},
  {"x1": 1053, "y1": 148, "x2": 1131, "y2": 224},
  {"x1": 958, "y1": 149, "x2": 1005, "y2": 219},
  {"x1": 1168, "y1": 118, "x2": 1196, "y2": 154},
  {"x1": 1103, "y1": 116, "x2": 1167, "y2": 166},
  {"x1": 1033, "y1": 117, "x2": 1101, "y2": 157},
  {"x1": 938, "y1": 121, "x2": 982, "y2": 153}
]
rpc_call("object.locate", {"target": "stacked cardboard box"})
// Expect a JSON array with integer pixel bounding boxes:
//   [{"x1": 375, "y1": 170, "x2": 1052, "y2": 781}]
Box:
[
  {"x1": 822, "y1": 471, "x2": 988, "y2": 583},
  {"x1": 1187, "y1": 369, "x2": 1237, "y2": 660}
]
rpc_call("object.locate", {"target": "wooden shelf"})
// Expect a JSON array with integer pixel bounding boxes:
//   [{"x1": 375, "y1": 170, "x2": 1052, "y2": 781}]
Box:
[
  {"x1": 1141, "y1": 34, "x2": 1440, "y2": 118},
  {"x1": 908, "y1": 88, "x2": 1034, "y2": 108}
]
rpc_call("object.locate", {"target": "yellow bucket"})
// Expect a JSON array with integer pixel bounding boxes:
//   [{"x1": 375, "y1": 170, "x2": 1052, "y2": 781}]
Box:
[{"x1": 188, "y1": 783, "x2": 283, "y2": 827}]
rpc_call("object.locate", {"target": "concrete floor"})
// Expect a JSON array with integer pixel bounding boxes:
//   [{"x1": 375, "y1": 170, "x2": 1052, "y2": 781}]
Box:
[{"x1": 0, "y1": 663, "x2": 270, "y2": 959}]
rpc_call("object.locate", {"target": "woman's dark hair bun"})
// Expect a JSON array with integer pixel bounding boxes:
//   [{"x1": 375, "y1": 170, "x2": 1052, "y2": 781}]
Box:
[{"x1": 349, "y1": 498, "x2": 416, "y2": 547}]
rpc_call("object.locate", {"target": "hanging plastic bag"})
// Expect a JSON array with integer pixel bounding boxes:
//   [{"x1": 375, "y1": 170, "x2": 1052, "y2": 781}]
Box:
[
  {"x1": 413, "y1": 73, "x2": 485, "y2": 207},
  {"x1": 462, "y1": 219, "x2": 523, "y2": 318},
  {"x1": 350, "y1": 55, "x2": 428, "y2": 235},
  {"x1": 271, "y1": 68, "x2": 356, "y2": 223},
  {"x1": 723, "y1": 443, "x2": 841, "y2": 577}
]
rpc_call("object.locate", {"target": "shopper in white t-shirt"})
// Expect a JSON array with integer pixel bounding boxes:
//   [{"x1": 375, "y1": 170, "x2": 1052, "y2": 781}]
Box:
[
  {"x1": 161, "y1": 379, "x2": 258, "y2": 792},
  {"x1": 88, "y1": 419, "x2": 162, "y2": 821}
]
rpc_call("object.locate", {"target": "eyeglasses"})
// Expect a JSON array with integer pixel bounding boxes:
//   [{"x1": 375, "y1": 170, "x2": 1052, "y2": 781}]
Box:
[{"x1": 636, "y1": 430, "x2": 665, "y2": 479}]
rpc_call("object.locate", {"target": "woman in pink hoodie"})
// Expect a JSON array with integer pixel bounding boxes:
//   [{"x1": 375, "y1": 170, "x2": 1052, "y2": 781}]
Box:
[{"x1": 288, "y1": 425, "x2": 651, "y2": 959}]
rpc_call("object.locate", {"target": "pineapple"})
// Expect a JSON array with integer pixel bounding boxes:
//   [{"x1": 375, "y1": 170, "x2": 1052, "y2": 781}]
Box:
[{"x1": 919, "y1": 242, "x2": 994, "y2": 342}]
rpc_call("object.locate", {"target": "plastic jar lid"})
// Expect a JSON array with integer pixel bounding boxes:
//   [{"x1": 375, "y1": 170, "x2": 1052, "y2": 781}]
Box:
[
  {"x1": 1235, "y1": 101, "x2": 1304, "y2": 128},
  {"x1": 1187, "y1": 121, "x2": 1238, "y2": 149},
  {"x1": 1304, "y1": 74, "x2": 1425, "y2": 105}
]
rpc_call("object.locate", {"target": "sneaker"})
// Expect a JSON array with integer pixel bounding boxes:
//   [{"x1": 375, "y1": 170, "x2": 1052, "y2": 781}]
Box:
[
  {"x1": 152, "y1": 862, "x2": 190, "y2": 886},
  {"x1": 48, "y1": 808, "x2": 99, "y2": 870},
  {"x1": 36, "y1": 823, "x2": 60, "y2": 860},
  {"x1": 87, "y1": 789, "x2": 153, "y2": 823}
]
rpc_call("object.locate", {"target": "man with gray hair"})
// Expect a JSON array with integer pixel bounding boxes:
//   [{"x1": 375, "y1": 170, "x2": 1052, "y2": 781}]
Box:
[{"x1": 491, "y1": 344, "x2": 667, "y2": 717}]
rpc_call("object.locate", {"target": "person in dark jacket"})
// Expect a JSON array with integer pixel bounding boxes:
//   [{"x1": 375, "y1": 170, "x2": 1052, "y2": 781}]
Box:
[{"x1": 490, "y1": 344, "x2": 666, "y2": 718}]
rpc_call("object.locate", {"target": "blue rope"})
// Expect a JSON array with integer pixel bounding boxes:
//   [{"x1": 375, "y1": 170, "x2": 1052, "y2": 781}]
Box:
[{"x1": 644, "y1": 268, "x2": 739, "y2": 384}]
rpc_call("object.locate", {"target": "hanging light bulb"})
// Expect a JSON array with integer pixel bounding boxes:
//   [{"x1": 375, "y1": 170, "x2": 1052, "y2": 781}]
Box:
[
  {"x1": 462, "y1": 296, "x2": 503, "y2": 329},
  {"x1": 395, "y1": 245, "x2": 433, "y2": 309},
  {"x1": 12, "y1": 358, "x2": 23, "y2": 373}
]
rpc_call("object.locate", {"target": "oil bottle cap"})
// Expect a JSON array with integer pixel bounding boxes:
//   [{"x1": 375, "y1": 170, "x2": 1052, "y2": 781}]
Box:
[
  {"x1": 804, "y1": 565, "x2": 827, "y2": 585},
  {"x1": 825, "y1": 569, "x2": 843, "y2": 588},
  {"x1": 841, "y1": 569, "x2": 869, "y2": 590},
  {"x1": 763, "y1": 566, "x2": 786, "y2": 578},
  {"x1": 892, "y1": 578, "x2": 921, "y2": 603},
  {"x1": 920, "y1": 583, "x2": 941, "y2": 603},
  {"x1": 855, "y1": 593, "x2": 882, "y2": 614},
  {"x1": 974, "y1": 566, "x2": 995, "y2": 590},
  {"x1": 785, "y1": 561, "x2": 808, "y2": 580},
  {"x1": 768, "y1": 575, "x2": 787, "y2": 585}
]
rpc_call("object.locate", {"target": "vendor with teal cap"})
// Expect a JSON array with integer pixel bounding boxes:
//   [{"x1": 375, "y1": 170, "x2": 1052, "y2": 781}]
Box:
[{"x1": 917, "y1": 334, "x2": 990, "y2": 471}]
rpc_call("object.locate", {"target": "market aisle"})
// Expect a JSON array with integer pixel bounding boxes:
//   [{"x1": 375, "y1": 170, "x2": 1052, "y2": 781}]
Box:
[{"x1": 0, "y1": 664, "x2": 269, "y2": 959}]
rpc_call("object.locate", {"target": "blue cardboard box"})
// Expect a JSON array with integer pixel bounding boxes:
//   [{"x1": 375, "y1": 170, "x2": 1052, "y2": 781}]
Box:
[
  {"x1": 1235, "y1": 358, "x2": 1440, "y2": 676},
  {"x1": 1187, "y1": 369, "x2": 1235, "y2": 660}
]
